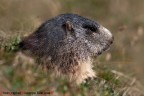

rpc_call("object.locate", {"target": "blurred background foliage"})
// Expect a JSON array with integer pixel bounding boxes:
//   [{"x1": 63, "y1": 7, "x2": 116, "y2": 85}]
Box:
[{"x1": 0, "y1": 0, "x2": 144, "y2": 96}]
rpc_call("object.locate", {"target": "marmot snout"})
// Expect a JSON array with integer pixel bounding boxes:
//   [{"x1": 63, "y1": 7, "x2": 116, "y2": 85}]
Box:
[{"x1": 19, "y1": 13, "x2": 114, "y2": 84}]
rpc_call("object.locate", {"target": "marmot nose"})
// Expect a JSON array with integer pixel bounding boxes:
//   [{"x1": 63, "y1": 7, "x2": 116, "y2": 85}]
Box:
[
  {"x1": 109, "y1": 36, "x2": 114, "y2": 44},
  {"x1": 102, "y1": 27, "x2": 112, "y2": 37},
  {"x1": 100, "y1": 26, "x2": 114, "y2": 43}
]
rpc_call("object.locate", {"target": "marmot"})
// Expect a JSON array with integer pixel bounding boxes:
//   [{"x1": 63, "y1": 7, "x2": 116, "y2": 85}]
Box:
[{"x1": 19, "y1": 13, "x2": 114, "y2": 84}]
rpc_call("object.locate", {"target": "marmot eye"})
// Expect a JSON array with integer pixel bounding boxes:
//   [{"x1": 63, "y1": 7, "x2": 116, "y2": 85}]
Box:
[{"x1": 83, "y1": 25, "x2": 97, "y2": 32}]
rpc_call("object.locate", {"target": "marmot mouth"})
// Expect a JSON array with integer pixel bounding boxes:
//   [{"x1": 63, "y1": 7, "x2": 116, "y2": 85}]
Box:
[
  {"x1": 97, "y1": 38, "x2": 114, "y2": 55},
  {"x1": 97, "y1": 46, "x2": 110, "y2": 55}
]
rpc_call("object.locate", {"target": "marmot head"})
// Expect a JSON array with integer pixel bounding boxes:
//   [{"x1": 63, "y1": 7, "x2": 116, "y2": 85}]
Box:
[
  {"x1": 19, "y1": 14, "x2": 114, "y2": 83},
  {"x1": 20, "y1": 14, "x2": 113, "y2": 58},
  {"x1": 60, "y1": 14, "x2": 114, "y2": 57}
]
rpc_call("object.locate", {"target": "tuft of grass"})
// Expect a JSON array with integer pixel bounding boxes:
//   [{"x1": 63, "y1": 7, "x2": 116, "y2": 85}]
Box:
[{"x1": 3, "y1": 36, "x2": 21, "y2": 52}]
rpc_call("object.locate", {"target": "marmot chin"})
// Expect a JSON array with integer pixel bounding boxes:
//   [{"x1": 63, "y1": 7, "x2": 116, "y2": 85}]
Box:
[{"x1": 19, "y1": 13, "x2": 114, "y2": 84}]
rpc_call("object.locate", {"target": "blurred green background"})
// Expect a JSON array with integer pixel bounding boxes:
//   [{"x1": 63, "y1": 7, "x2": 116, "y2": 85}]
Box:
[{"x1": 0, "y1": 0, "x2": 144, "y2": 96}]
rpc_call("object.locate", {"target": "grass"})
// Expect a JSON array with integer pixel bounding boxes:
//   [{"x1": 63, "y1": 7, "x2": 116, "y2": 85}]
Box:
[
  {"x1": 3, "y1": 36, "x2": 21, "y2": 52},
  {"x1": 0, "y1": 38, "x2": 144, "y2": 96}
]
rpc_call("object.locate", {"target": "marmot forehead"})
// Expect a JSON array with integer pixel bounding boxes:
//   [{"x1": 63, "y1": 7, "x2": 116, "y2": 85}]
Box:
[{"x1": 45, "y1": 13, "x2": 100, "y2": 29}]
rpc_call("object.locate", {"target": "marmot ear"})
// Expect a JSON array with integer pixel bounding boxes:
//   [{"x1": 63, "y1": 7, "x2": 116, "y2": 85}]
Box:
[{"x1": 63, "y1": 21, "x2": 74, "y2": 31}]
